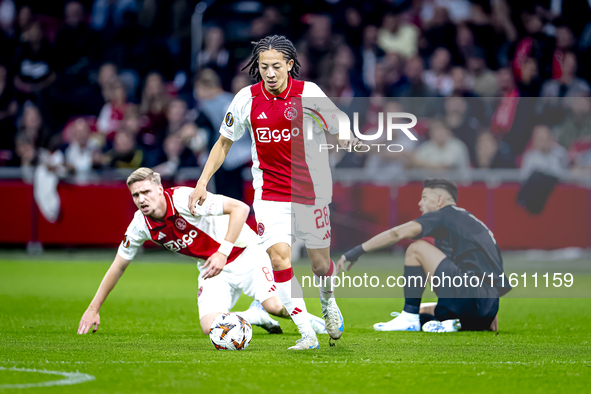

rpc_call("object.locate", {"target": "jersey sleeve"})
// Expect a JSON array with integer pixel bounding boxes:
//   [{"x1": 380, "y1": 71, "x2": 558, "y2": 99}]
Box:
[
  {"x1": 173, "y1": 187, "x2": 224, "y2": 217},
  {"x1": 219, "y1": 86, "x2": 251, "y2": 142},
  {"x1": 412, "y1": 210, "x2": 445, "y2": 239},
  {"x1": 117, "y1": 213, "x2": 150, "y2": 261},
  {"x1": 302, "y1": 82, "x2": 347, "y2": 135}
]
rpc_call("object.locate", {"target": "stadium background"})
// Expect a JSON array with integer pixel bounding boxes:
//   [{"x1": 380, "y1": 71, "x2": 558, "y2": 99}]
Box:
[{"x1": 0, "y1": 0, "x2": 590, "y2": 252}]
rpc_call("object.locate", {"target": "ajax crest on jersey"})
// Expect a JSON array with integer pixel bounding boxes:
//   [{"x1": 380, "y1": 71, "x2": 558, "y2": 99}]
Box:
[
  {"x1": 257, "y1": 222, "x2": 265, "y2": 236},
  {"x1": 284, "y1": 107, "x2": 298, "y2": 120},
  {"x1": 174, "y1": 217, "x2": 187, "y2": 230},
  {"x1": 209, "y1": 312, "x2": 252, "y2": 350}
]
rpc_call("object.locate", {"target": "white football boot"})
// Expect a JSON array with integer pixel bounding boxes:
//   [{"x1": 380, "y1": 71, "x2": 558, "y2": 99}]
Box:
[
  {"x1": 422, "y1": 319, "x2": 461, "y2": 333},
  {"x1": 321, "y1": 298, "x2": 344, "y2": 340},
  {"x1": 288, "y1": 333, "x2": 320, "y2": 350},
  {"x1": 373, "y1": 311, "x2": 421, "y2": 332},
  {"x1": 249, "y1": 301, "x2": 283, "y2": 334},
  {"x1": 309, "y1": 313, "x2": 328, "y2": 335}
]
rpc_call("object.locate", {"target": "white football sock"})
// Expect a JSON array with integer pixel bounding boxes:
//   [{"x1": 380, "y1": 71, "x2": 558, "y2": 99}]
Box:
[
  {"x1": 274, "y1": 268, "x2": 315, "y2": 336},
  {"x1": 314, "y1": 260, "x2": 335, "y2": 301}
]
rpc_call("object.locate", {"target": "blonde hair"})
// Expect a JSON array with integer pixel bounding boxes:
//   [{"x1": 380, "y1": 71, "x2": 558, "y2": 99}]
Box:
[{"x1": 126, "y1": 167, "x2": 161, "y2": 187}]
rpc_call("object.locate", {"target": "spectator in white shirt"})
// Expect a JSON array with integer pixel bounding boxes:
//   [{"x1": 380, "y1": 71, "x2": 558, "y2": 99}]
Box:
[
  {"x1": 414, "y1": 120, "x2": 470, "y2": 170},
  {"x1": 65, "y1": 118, "x2": 100, "y2": 183},
  {"x1": 520, "y1": 125, "x2": 568, "y2": 179}
]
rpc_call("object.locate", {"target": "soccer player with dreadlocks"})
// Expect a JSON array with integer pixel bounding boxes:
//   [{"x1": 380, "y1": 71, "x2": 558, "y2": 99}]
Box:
[{"x1": 188, "y1": 35, "x2": 356, "y2": 350}]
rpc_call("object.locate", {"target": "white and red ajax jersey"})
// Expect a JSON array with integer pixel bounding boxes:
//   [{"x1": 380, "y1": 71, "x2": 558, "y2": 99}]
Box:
[
  {"x1": 220, "y1": 77, "x2": 342, "y2": 206},
  {"x1": 117, "y1": 187, "x2": 258, "y2": 265}
]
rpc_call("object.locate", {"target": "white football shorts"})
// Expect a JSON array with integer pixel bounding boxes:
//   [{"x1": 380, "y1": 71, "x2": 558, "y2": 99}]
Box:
[
  {"x1": 197, "y1": 243, "x2": 276, "y2": 318},
  {"x1": 252, "y1": 199, "x2": 332, "y2": 250}
]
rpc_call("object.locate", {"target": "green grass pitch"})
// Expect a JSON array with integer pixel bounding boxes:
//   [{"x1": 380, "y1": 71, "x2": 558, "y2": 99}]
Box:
[{"x1": 1, "y1": 252, "x2": 590, "y2": 393}]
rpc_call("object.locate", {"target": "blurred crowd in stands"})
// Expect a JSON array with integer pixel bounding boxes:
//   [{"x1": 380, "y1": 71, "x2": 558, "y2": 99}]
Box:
[{"x1": 1, "y1": 0, "x2": 591, "y2": 198}]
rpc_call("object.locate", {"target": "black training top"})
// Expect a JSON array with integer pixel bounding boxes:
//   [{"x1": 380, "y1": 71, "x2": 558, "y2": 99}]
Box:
[{"x1": 413, "y1": 205, "x2": 511, "y2": 296}]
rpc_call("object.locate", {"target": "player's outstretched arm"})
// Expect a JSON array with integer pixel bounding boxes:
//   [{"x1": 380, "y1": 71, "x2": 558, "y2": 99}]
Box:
[
  {"x1": 201, "y1": 196, "x2": 249, "y2": 280},
  {"x1": 77, "y1": 254, "x2": 131, "y2": 334},
  {"x1": 336, "y1": 221, "x2": 423, "y2": 274},
  {"x1": 189, "y1": 136, "x2": 233, "y2": 214}
]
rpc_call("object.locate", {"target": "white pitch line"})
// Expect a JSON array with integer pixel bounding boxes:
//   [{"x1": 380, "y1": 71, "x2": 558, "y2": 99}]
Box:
[
  {"x1": 0, "y1": 367, "x2": 95, "y2": 389},
  {"x1": 1, "y1": 360, "x2": 590, "y2": 366}
]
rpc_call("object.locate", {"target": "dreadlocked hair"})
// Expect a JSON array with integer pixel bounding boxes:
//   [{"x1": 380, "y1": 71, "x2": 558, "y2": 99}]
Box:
[{"x1": 241, "y1": 35, "x2": 300, "y2": 82}]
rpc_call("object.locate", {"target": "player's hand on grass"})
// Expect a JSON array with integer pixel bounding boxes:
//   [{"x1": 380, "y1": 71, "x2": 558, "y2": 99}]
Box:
[
  {"x1": 336, "y1": 244, "x2": 366, "y2": 274},
  {"x1": 78, "y1": 308, "x2": 100, "y2": 334},
  {"x1": 336, "y1": 254, "x2": 356, "y2": 275},
  {"x1": 202, "y1": 252, "x2": 227, "y2": 279},
  {"x1": 189, "y1": 182, "x2": 208, "y2": 215}
]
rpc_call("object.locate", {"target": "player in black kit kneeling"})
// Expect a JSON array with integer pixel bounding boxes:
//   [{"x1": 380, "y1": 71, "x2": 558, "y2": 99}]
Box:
[{"x1": 337, "y1": 179, "x2": 512, "y2": 332}]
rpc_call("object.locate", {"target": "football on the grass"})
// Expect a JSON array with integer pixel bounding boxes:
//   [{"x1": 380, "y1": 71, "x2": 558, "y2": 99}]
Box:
[{"x1": 209, "y1": 312, "x2": 252, "y2": 350}]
